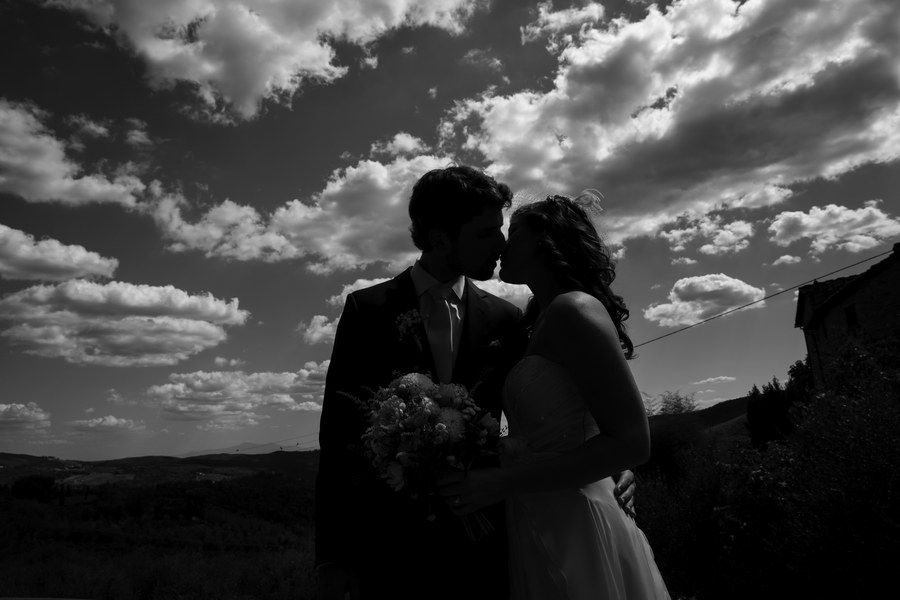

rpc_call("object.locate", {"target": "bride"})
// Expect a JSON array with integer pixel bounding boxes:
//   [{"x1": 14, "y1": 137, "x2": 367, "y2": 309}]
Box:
[{"x1": 439, "y1": 192, "x2": 670, "y2": 599}]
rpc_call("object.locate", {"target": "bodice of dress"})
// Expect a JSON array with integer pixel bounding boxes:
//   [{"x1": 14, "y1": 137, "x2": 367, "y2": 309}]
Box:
[{"x1": 502, "y1": 354, "x2": 601, "y2": 454}]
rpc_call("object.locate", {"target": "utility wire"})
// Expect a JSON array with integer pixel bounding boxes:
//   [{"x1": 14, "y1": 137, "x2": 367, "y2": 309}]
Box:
[
  {"x1": 245, "y1": 247, "x2": 896, "y2": 448},
  {"x1": 632, "y1": 247, "x2": 894, "y2": 350}
]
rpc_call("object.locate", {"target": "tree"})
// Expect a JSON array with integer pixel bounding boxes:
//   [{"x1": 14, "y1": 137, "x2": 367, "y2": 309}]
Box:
[{"x1": 657, "y1": 390, "x2": 697, "y2": 415}]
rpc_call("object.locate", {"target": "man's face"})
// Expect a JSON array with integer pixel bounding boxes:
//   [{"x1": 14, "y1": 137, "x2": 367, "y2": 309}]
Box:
[{"x1": 447, "y1": 207, "x2": 506, "y2": 281}]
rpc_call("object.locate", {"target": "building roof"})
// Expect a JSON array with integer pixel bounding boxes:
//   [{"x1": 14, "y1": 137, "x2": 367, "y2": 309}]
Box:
[{"x1": 794, "y1": 242, "x2": 900, "y2": 329}]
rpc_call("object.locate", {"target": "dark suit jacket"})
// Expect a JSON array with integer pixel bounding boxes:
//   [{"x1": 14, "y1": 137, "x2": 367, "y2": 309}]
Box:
[{"x1": 315, "y1": 267, "x2": 524, "y2": 600}]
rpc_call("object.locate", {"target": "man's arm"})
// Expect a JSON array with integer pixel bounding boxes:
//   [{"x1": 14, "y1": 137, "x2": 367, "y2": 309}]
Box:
[{"x1": 315, "y1": 294, "x2": 369, "y2": 595}]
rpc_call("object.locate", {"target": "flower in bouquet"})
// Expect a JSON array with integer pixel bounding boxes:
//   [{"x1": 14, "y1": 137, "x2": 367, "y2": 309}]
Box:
[{"x1": 358, "y1": 372, "x2": 501, "y2": 538}]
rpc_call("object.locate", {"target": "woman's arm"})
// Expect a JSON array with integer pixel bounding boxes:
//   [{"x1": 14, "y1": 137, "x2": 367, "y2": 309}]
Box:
[{"x1": 439, "y1": 291, "x2": 650, "y2": 511}]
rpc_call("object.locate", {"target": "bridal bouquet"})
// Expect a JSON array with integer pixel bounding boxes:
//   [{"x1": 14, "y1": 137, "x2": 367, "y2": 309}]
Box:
[{"x1": 359, "y1": 372, "x2": 501, "y2": 539}]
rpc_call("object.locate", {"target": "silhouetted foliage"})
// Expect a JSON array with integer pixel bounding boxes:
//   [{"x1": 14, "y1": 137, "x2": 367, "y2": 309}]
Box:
[
  {"x1": 745, "y1": 358, "x2": 815, "y2": 447},
  {"x1": 636, "y1": 347, "x2": 900, "y2": 599},
  {"x1": 11, "y1": 474, "x2": 55, "y2": 502},
  {"x1": 643, "y1": 390, "x2": 704, "y2": 483}
]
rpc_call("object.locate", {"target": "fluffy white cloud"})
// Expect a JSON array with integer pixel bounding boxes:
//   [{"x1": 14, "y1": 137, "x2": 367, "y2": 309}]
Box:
[
  {"x1": 370, "y1": 133, "x2": 430, "y2": 158},
  {"x1": 445, "y1": 0, "x2": 900, "y2": 244},
  {"x1": 146, "y1": 361, "x2": 328, "y2": 429},
  {"x1": 0, "y1": 100, "x2": 146, "y2": 206},
  {"x1": 152, "y1": 154, "x2": 449, "y2": 271},
  {"x1": 768, "y1": 201, "x2": 900, "y2": 254},
  {"x1": 326, "y1": 278, "x2": 391, "y2": 307},
  {"x1": 299, "y1": 315, "x2": 339, "y2": 344},
  {"x1": 0, "y1": 402, "x2": 52, "y2": 431},
  {"x1": 473, "y1": 278, "x2": 531, "y2": 309},
  {"x1": 0, "y1": 280, "x2": 248, "y2": 366},
  {"x1": 69, "y1": 415, "x2": 144, "y2": 432},
  {"x1": 643, "y1": 273, "x2": 766, "y2": 327},
  {"x1": 772, "y1": 254, "x2": 802, "y2": 266},
  {"x1": 692, "y1": 375, "x2": 736, "y2": 385},
  {"x1": 671, "y1": 256, "x2": 697, "y2": 265},
  {"x1": 53, "y1": 0, "x2": 484, "y2": 120},
  {"x1": 0, "y1": 224, "x2": 119, "y2": 281},
  {"x1": 659, "y1": 215, "x2": 753, "y2": 255},
  {"x1": 521, "y1": 1, "x2": 605, "y2": 44}
]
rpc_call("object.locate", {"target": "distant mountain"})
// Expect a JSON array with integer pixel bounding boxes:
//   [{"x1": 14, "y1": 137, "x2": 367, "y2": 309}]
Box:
[
  {"x1": 647, "y1": 394, "x2": 746, "y2": 425},
  {"x1": 0, "y1": 449, "x2": 320, "y2": 487},
  {"x1": 179, "y1": 441, "x2": 308, "y2": 458},
  {"x1": 1, "y1": 397, "x2": 749, "y2": 488}
]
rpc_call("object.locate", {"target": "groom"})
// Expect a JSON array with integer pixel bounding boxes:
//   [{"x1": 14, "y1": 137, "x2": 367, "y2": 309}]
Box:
[{"x1": 315, "y1": 165, "x2": 634, "y2": 600}]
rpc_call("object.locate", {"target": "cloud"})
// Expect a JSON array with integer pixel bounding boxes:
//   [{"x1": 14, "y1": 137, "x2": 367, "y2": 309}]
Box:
[
  {"x1": 444, "y1": 0, "x2": 900, "y2": 244},
  {"x1": 659, "y1": 215, "x2": 754, "y2": 255},
  {"x1": 473, "y1": 278, "x2": 531, "y2": 309},
  {"x1": 214, "y1": 356, "x2": 246, "y2": 368},
  {"x1": 69, "y1": 415, "x2": 144, "y2": 432},
  {"x1": 66, "y1": 114, "x2": 111, "y2": 140},
  {"x1": 146, "y1": 361, "x2": 328, "y2": 430},
  {"x1": 692, "y1": 375, "x2": 736, "y2": 385},
  {"x1": 0, "y1": 402, "x2": 52, "y2": 431},
  {"x1": 643, "y1": 273, "x2": 766, "y2": 327},
  {"x1": 772, "y1": 254, "x2": 802, "y2": 266},
  {"x1": 0, "y1": 279, "x2": 248, "y2": 366},
  {"x1": 53, "y1": 0, "x2": 484, "y2": 120},
  {"x1": 0, "y1": 224, "x2": 119, "y2": 281},
  {"x1": 151, "y1": 154, "x2": 451, "y2": 271},
  {"x1": 768, "y1": 201, "x2": 900, "y2": 254},
  {"x1": 299, "y1": 315, "x2": 339, "y2": 345},
  {"x1": 105, "y1": 388, "x2": 138, "y2": 406},
  {"x1": 671, "y1": 256, "x2": 697, "y2": 265},
  {"x1": 370, "y1": 133, "x2": 430, "y2": 158},
  {"x1": 521, "y1": 1, "x2": 605, "y2": 44},
  {"x1": 0, "y1": 100, "x2": 145, "y2": 206},
  {"x1": 125, "y1": 118, "x2": 152, "y2": 147},
  {"x1": 461, "y1": 49, "x2": 504, "y2": 73},
  {"x1": 326, "y1": 278, "x2": 391, "y2": 307}
]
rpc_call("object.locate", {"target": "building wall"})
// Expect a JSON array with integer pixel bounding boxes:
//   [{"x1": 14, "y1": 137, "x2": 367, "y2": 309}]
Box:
[{"x1": 807, "y1": 258, "x2": 900, "y2": 387}]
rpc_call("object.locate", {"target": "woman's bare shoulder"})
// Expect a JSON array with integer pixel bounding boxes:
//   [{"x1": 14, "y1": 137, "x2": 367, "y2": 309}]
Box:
[{"x1": 545, "y1": 291, "x2": 607, "y2": 322}]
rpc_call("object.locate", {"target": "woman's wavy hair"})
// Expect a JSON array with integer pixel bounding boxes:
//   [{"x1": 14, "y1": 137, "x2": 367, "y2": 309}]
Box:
[{"x1": 513, "y1": 193, "x2": 634, "y2": 359}]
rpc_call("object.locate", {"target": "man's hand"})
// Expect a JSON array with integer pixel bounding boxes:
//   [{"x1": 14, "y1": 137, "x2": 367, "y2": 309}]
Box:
[
  {"x1": 317, "y1": 563, "x2": 360, "y2": 600},
  {"x1": 612, "y1": 469, "x2": 637, "y2": 518},
  {"x1": 437, "y1": 468, "x2": 507, "y2": 515}
]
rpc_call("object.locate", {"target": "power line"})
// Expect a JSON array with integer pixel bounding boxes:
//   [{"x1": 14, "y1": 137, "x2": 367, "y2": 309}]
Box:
[
  {"x1": 240, "y1": 247, "x2": 896, "y2": 444},
  {"x1": 632, "y1": 247, "x2": 894, "y2": 350},
  {"x1": 233, "y1": 431, "x2": 320, "y2": 452}
]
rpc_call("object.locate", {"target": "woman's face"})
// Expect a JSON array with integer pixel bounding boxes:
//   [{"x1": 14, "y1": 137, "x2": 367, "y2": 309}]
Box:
[{"x1": 499, "y1": 215, "x2": 544, "y2": 284}]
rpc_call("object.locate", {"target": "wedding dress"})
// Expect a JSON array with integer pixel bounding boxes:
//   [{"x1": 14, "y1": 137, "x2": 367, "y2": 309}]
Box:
[{"x1": 502, "y1": 354, "x2": 671, "y2": 600}]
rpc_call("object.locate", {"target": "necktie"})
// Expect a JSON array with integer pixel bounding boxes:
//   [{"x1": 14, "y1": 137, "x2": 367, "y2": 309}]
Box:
[{"x1": 428, "y1": 284, "x2": 460, "y2": 383}]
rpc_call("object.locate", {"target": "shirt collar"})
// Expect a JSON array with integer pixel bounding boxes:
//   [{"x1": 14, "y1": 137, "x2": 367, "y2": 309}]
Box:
[{"x1": 411, "y1": 260, "x2": 466, "y2": 300}]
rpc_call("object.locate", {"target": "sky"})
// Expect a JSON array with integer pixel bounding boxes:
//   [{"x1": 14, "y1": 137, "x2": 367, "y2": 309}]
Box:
[{"x1": 1, "y1": 0, "x2": 898, "y2": 461}]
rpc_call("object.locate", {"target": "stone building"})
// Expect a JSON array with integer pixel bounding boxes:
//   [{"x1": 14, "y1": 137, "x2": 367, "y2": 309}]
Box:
[{"x1": 794, "y1": 242, "x2": 900, "y2": 388}]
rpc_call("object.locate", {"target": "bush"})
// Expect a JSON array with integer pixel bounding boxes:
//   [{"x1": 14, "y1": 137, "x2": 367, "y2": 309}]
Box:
[{"x1": 637, "y1": 347, "x2": 900, "y2": 599}]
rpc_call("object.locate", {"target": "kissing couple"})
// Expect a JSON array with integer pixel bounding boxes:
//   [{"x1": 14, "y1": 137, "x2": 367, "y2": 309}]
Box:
[{"x1": 315, "y1": 165, "x2": 670, "y2": 600}]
